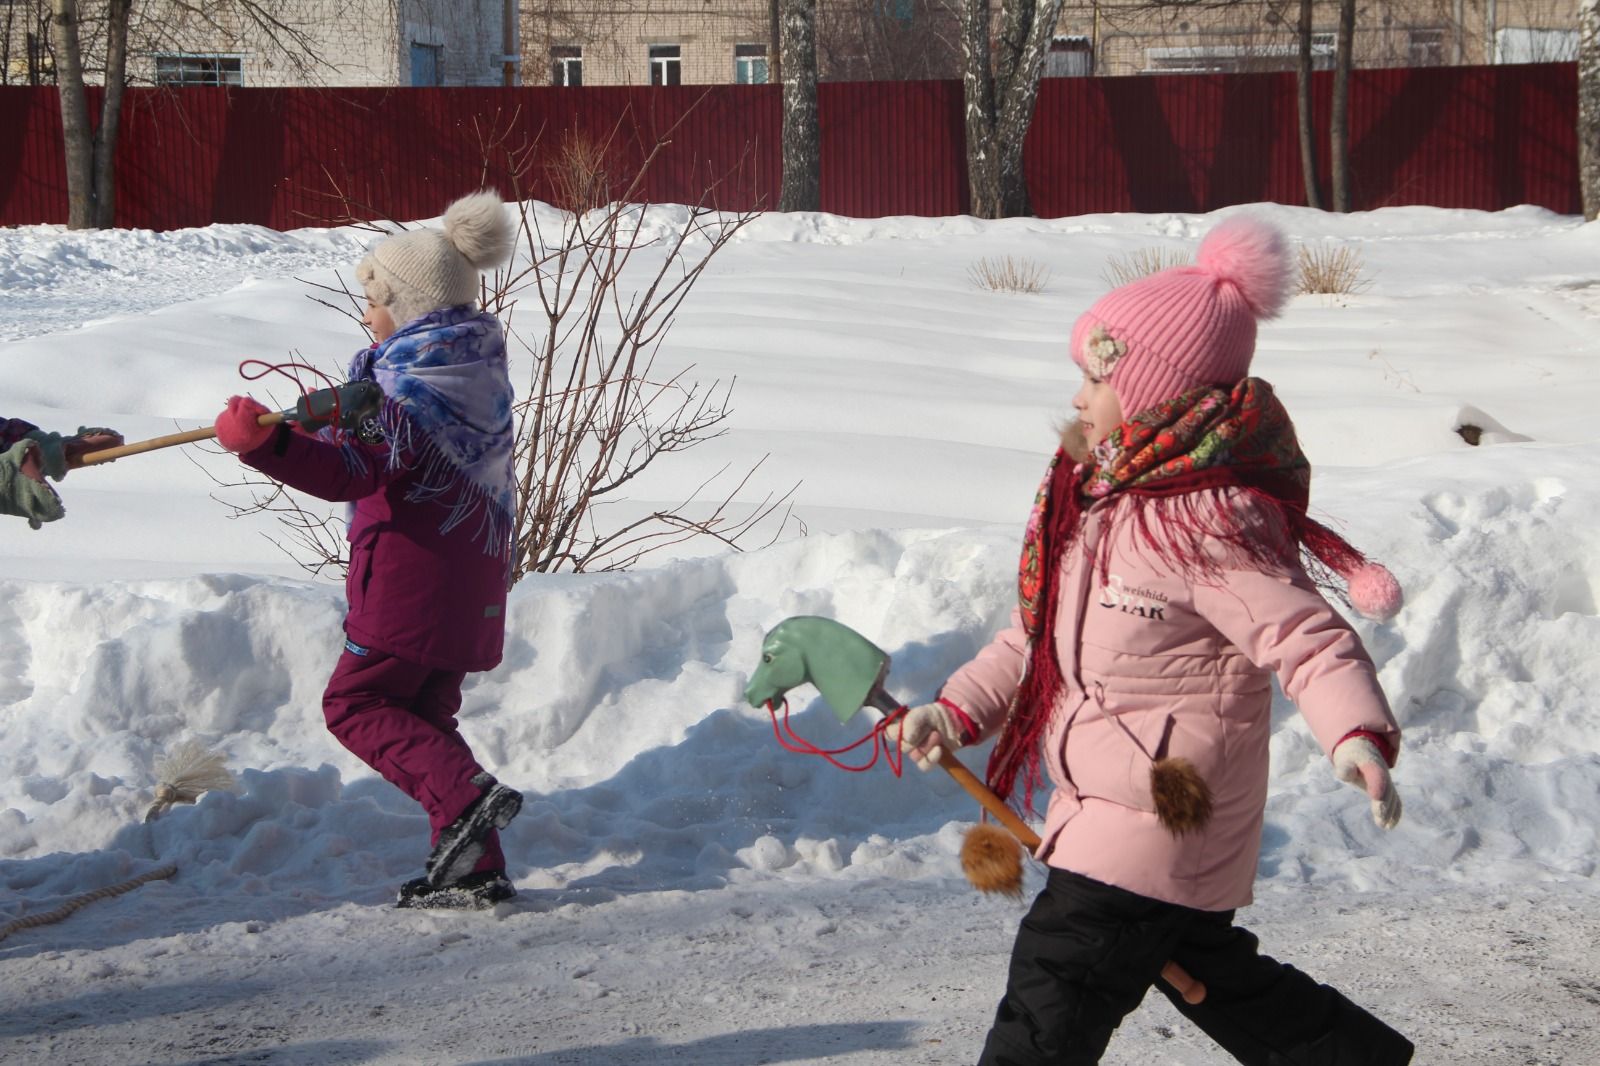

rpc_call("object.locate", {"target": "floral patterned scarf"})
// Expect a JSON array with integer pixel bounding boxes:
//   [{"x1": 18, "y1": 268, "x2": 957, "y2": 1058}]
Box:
[
  {"x1": 992, "y1": 377, "x2": 1372, "y2": 813},
  {"x1": 339, "y1": 305, "x2": 516, "y2": 555}
]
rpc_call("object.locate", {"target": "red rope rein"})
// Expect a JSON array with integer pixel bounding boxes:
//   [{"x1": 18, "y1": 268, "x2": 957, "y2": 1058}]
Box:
[
  {"x1": 765, "y1": 699, "x2": 909, "y2": 777},
  {"x1": 237, "y1": 358, "x2": 344, "y2": 427}
]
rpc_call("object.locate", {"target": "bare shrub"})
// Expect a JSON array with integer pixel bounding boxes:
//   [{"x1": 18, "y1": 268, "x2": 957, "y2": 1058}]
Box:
[
  {"x1": 544, "y1": 127, "x2": 617, "y2": 215},
  {"x1": 1297, "y1": 242, "x2": 1372, "y2": 295},
  {"x1": 219, "y1": 99, "x2": 801, "y2": 581},
  {"x1": 969, "y1": 256, "x2": 1051, "y2": 293},
  {"x1": 1100, "y1": 247, "x2": 1190, "y2": 288}
]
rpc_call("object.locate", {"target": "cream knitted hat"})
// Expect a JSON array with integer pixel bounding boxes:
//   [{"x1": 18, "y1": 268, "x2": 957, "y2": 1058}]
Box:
[{"x1": 356, "y1": 190, "x2": 516, "y2": 327}]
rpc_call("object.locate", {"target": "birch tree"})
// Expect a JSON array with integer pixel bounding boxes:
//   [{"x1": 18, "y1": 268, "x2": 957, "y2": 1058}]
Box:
[
  {"x1": 1581, "y1": 0, "x2": 1600, "y2": 221},
  {"x1": 44, "y1": 0, "x2": 325, "y2": 230},
  {"x1": 962, "y1": 0, "x2": 1065, "y2": 218},
  {"x1": 779, "y1": 0, "x2": 820, "y2": 211},
  {"x1": 1295, "y1": 0, "x2": 1323, "y2": 209},
  {"x1": 1329, "y1": 0, "x2": 1355, "y2": 211}
]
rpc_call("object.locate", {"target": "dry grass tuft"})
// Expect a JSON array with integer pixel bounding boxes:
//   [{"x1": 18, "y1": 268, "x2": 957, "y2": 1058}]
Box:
[
  {"x1": 1297, "y1": 242, "x2": 1372, "y2": 295},
  {"x1": 1101, "y1": 246, "x2": 1190, "y2": 288},
  {"x1": 969, "y1": 255, "x2": 1051, "y2": 294}
]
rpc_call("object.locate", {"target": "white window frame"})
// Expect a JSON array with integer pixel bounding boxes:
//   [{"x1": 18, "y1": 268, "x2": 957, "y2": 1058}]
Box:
[
  {"x1": 154, "y1": 52, "x2": 245, "y2": 87},
  {"x1": 734, "y1": 43, "x2": 768, "y2": 84},
  {"x1": 552, "y1": 45, "x2": 583, "y2": 86},
  {"x1": 1144, "y1": 36, "x2": 1333, "y2": 74},
  {"x1": 1406, "y1": 27, "x2": 1448, "y2": 67},
  {"x1": 1494, "y1": 27, "x2": 1578, "y2": 64},
  {"x1": 649, "y1": 43, "x2": 682, "y2": 86}
]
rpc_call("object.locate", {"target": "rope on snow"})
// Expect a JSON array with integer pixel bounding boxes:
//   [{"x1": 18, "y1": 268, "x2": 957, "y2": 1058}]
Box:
[
  {"x1": 0, "y1": 863, "x2": 177, "y2": 944},
  {"x1": 0, "y1": 740, "x2": 231, "y2": 945}
]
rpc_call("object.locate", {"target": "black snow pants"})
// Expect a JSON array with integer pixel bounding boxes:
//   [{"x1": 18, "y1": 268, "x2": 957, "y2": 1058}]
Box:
[{"x1": 977, "y1": 869, "x2": 1415, "y2": 1066}]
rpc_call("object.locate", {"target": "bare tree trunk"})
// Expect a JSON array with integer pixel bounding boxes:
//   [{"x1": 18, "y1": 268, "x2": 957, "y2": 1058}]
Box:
[
  {"x1": 961, "y1": 0, "x2": 1063, "y2": 219},
  {"x1": 779, "y1": 0, "x2": 820, "y2": 211},
  {"x1": 1581, "y1": 0, "x2": 1600, "y2": 221},
  {"x1": 1296, "y1": 0, "x2": 1323, "y2": 209},
  {"x1": 92, "y1": 0, "x2": 132, "y2": 228},
  {"x1": 1330, "y1": 0, "x2": 1355, "y2": 212},
  {"x1": 769, "y1": 0, "x2": 782, "y2": 83},
  {"x1": 51, "y1": 0, "x2": 96, "y2": 229},
  {"x1": 962, "y1": 0, "x2": 1000, "y2": 216}
]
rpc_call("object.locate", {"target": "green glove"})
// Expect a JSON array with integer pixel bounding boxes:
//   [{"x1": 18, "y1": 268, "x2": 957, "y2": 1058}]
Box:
[
  {"x1": 0, "y1": 440, "x2": 65, "y2": 528},
  {"x1": 22, "y1": 429, "x2": 67, "y2": 480}
]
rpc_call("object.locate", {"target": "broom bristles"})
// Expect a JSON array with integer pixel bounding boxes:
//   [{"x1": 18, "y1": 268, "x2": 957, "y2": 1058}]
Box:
[
  {"x1": 961, "y1": 823, "x2": 1025, "y2": 898},
  {"x1": 153, "y1": 739, "x2": 236, "y2": 803}
]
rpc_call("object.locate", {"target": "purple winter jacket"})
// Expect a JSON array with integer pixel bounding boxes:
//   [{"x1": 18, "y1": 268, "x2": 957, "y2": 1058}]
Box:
[{"x1": 242, "y1": 420, "x2": 510, "y2": 672}]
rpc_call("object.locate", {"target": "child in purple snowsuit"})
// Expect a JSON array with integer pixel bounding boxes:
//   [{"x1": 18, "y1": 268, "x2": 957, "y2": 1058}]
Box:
[
  {"x1": 1, "y1": 419, "x2": 122, "y2": 527},
  {"x1": 215, "y1": 191, "x2": 523, "y2": 909}
]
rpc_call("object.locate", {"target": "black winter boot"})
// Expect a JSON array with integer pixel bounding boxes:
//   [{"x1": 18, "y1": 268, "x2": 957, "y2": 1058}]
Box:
[
  {"x1": 396, "y1": 868, "x2": 516, "y2": 910},
  {"x1": 426, "y1": 773, "x2": 523, "y2": 888}
]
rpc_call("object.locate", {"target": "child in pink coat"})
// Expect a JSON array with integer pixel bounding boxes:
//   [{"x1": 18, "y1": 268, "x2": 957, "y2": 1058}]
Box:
[{"x1": 895, "y1": 217, "x2": 1413, "y2": 1064}]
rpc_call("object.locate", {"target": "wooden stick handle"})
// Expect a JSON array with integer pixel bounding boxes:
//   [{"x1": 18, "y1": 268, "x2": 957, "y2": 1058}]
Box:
[
  {"x1": 934, "y1": 749, "x2": 1040, "y2": 849},
  {"x1": 72, "y1": 412, "x2": 287, "y2": 468}
]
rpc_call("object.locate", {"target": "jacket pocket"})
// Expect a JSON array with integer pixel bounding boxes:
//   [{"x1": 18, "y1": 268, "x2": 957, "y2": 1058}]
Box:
[
  {"x1": 346, "y1": 541, "x2": 375, "y2": 618},
  {"x1": 1063, "y1": 688, "x2": 1158, "y2": 812}
]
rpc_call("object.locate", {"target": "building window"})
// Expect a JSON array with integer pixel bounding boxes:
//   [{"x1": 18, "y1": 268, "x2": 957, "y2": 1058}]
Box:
[
  {"x1": 1144, "y1": 35, "x2": 1333, "y2": 74},
  {"x1": 1407, "y1": 28, "x2": 1447, "y2": 67},
  {"x1": 734, "y1": 43, "x2": 768, "y2": 84},
  {"x1": 1494, "y1": 27, "x2": 1579, "y2": 64},
  {"x1": 154, "y1": 54, "x2": 244, "y2": 87},
  {"x1": 552, "y1": 45, "x2": 583, "y2": 86},
  {"x1": 1043, "y1": 36, "x2": 1092, "y2": 78},
  {"x1": 409, "y1": 42, "x2": 442, "y2": 86},
  {"x1": 649, "y1": 44, "x2": 682, "y2": 86}
]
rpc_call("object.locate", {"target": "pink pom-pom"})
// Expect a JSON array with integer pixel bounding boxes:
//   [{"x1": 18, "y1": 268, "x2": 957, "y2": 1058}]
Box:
[
  {"x1": 1347, "y1": 562, "x2": 1403, "y2": 621},
  {"x1": 1195, "y1": 216, "x2": 1293, "y2": 320}
]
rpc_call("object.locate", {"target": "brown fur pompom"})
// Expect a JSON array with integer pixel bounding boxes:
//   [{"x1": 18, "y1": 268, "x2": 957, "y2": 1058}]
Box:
[
  {"x1": 1151, "y1": 757, "x2": 1213, "y2": 836},
  {"x1": 961, "y1": 823, "x2": 1025, "y2": 898}
]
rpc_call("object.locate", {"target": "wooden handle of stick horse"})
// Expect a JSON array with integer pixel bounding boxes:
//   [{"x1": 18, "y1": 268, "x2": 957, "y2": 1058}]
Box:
[
  {"x1": 933, "y1": 748, "x2": 1206, "y2": 1005},
  {"x1": 71, "y1": 411, "x2": 288, "y2": 468}
]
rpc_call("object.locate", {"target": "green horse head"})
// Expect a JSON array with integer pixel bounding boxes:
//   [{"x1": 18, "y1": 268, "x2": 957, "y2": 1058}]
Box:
[{"x1": 743, "y1": 615, "x2": 890, "y2": 724}]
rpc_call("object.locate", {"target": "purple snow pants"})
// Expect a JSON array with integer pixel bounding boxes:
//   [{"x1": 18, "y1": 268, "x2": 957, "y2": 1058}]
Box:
[{"x1": 322, "y1": 645, "x2": 504, "y2": 874}]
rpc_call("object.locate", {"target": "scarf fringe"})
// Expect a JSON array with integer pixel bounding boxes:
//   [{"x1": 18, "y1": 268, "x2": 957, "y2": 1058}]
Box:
[{"x1": 322, "y1": 400, "x2": 513, "y2": 558}]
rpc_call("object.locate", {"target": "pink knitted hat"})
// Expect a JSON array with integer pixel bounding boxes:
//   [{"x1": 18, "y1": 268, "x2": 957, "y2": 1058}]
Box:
[{"x1": 1071, "y1": 216, "x2": 1294, "y2": 419}]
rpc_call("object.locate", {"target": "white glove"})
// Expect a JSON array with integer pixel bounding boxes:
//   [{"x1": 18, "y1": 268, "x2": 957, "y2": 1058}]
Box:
[
  {"x1": 891, "y1": 701, "x2": 969, "y2": 772},
  {"x1": 1332, "y1": 736, "x2": 1402, "y2": 830}
]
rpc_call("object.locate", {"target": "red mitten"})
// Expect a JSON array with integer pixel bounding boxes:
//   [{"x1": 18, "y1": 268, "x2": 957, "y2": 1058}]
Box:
[{"x1": 214, "y1": 396, "x2": 274, "y2": 454}]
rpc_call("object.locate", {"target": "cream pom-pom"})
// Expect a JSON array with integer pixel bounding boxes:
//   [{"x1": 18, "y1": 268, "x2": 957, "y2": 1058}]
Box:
[
  {"x1": 1196, "y1": 216, "x2": 1294, "y2": 320},
  {"x1": 442, "y1": 190, "x2": 515, "y2": 271}
]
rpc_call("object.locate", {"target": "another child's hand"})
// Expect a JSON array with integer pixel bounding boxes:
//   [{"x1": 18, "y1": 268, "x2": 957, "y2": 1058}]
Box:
[
  {"x1": 214, "y1": 396, "x2": 275, "y2": 453},
  {"x1": 18, "y1": 442, "x2": 45, "y2": 483},
  {"x1": 60, "y1": 428, "x2": 124, "y2": 473},
  {"x1": 1332, "y1": 735, "x2": 1402, "y2": 829},
  {"x1": 892, "y1": 700, "x2": 978, "y2": 772}
]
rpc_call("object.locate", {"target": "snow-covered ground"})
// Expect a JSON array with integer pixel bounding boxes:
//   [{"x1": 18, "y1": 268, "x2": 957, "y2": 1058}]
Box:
[{"x1": 1, "y1": 203, "x2": 1598, "y2": 1065}]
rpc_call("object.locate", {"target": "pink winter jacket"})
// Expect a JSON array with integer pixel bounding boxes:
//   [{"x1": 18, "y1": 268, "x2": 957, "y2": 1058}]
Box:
[{"x1": 941, "y1": 488, "x2": 1401, "y2": 912}]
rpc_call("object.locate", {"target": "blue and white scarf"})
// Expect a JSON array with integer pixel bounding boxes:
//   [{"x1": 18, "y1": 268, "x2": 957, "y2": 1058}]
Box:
[{"x1": 341, "y1": 305, "x2": 516, "y2": 554}]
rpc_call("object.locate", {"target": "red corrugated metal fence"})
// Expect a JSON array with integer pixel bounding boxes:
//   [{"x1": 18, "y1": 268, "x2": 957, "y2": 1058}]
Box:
[{"x1": 0, "y1": 63, "x2": 1578, "y2": 230}]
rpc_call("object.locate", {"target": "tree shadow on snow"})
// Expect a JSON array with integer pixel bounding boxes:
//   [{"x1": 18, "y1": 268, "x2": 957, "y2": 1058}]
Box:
[
  {"x1": 0, "y1": 978, "x2": 271, "y2": 1039},
  {"x1": 459, "y1": 1020, "x2": 919, "y2": 1065},
  {"x1": 158, "y1": 1039, "x2": 387, "y2": 1066}
]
